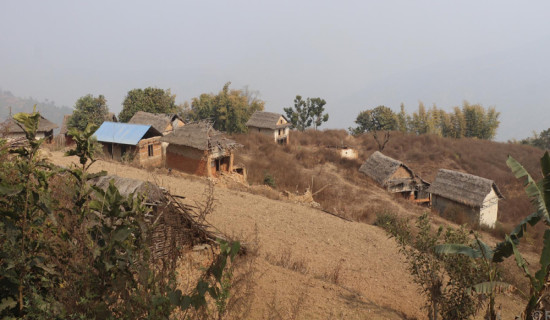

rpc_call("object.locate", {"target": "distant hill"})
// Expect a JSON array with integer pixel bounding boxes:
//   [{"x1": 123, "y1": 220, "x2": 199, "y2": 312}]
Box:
[{"x1": 0, "y1": 90, "x2": 73, "y2": 133}]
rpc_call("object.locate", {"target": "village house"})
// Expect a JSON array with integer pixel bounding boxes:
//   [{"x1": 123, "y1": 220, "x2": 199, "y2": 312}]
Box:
[
  {"x1": 0, "y1": 115, "x2": 58, "y2": 143},
  {"x1": 359, "y1": 151, "x2": 430, "y2": 201},
  {"x1": 59, "y1": 112, "x2": 118, "y2": 146},
  {"x1": 128, "y1": 111, "x2": 184, "y2": 135},
  {"x1": 128, "y1": 111, "x2": 185, "y2": 158},
  {"x1": 246, "y1": 111, "x2": 291, "y2": 144},
  {"x1": 161, "y1": 122, "x2": 240, "y2": 177},
  {"x1": 427, "y1": 169, "x2": 504, "y2": 228},
  {"x1": 93, "y1": 122, "x2": 162, "y2": 167}
]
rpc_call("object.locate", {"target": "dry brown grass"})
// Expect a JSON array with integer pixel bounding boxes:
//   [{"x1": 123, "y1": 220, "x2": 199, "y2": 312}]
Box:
[
  {"x1": 265, "y1": 248, "x2": 310, "y2": 275},
  {"x1": 233, "y1": 130, "x2": 544, "y2": 235}
]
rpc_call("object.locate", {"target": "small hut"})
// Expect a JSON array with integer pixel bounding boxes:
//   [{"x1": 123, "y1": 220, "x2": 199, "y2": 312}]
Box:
[
  {"x1": 89, "y1": 174, "x2": 217, "y2": 259},
  {"x1": 326, "y1": 145, "x2": 358, "y2": 159},
  {"x1": 246, "y1": 111, "x2": 291, "y2": 144},
  {"x1": 161, "y1": 122, "x2": 240, "y2": 177},
  {"x1": 359, "y1": 151, "x2": 430, "y2": 201},
  {"x1": 93, "y1": 122, "x2": 162, "y2": 167},
  {"x1": 427, "y1": 169, "x2": 504, "y2": 228},
  {"x1": 0, "y1": 115, "x2": 58, "y2": 143}
]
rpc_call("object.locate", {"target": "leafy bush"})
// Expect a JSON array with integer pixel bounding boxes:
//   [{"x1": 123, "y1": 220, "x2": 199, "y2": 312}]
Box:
[
  {"x1": 263, "y1": 172, "x2": 276, "y2": 188},
  {"x1": 0, "y1": 110, "x2": 240, "y2": 319},
  {"x1": 378, "y1": 212, "x2": 488, "y2": 320}
]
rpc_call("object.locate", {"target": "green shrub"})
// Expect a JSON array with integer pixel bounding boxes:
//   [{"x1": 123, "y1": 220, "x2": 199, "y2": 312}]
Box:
[
  {"x1": 0, "y1": 110, "x2": 240, "y2": 319},
  {"x1": 263, "y1": 172, "x2": 276, "y2": 188}
]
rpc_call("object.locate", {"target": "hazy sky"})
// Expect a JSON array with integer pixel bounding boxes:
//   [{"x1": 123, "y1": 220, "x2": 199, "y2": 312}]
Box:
[{"x1": 1, "y1": 1, "x2": 549, "y2": 140}]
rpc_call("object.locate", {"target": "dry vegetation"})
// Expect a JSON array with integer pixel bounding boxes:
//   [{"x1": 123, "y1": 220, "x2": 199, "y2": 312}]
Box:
[
  {"x1": 233, "y1": 130, "x2": 544, "y2": 233},
  {"x1": 47, "y1": 146, "x2": 533, "y2": 319}
]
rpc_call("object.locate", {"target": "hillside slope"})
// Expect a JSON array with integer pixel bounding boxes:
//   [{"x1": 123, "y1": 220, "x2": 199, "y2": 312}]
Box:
[
  {"x1": 47, "y1": 151, "x2": 526, "y2": 319},
  {"x1": 233, "y1": 130, "x2": 544, "y2": 229}
]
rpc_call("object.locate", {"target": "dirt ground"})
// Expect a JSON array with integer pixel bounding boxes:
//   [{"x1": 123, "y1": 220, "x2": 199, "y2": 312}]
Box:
[{"x1": 46, "y1": 150, "x2": 525, "y2": 319}]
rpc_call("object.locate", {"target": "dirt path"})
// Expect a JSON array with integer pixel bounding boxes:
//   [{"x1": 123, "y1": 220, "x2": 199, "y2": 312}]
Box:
[{"x1": 47, "y1": 151, "x2": 524, "y2": 319}]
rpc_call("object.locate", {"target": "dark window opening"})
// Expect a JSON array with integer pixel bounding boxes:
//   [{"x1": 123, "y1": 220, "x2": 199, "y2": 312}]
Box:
[
  {"x1": 148, "y1": 144, "x2": 154, "y2": 157},
  {"x1": 213, "y1": 156, "x2": 231, "y2": 173},
  {"x1": 121, "y1": 145, "x2": 127, "y2": 156}
]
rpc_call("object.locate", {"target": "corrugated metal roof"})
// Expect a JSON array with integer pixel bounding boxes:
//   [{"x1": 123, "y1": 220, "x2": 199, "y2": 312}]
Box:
[{"x1": 93, "y1": 122, "x2": 158, "y2": 145}]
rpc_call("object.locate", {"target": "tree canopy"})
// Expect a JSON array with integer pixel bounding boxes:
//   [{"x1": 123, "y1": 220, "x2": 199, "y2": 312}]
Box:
[
  {"x1": 67, "y1": 94, "x2": 109, "y2": 131},
  {"x1": 118, "y1": 87, "x2": 178, "y2": 123},
  {"x1": 519, "y1": 128, "x2": 550, "y2": 149},
  {"x1": 283, "y1": 95, "x2": 329, "y2": 131},
  {"x1": 349, "y1": 105, "x2": 397, "y2": 135},
  {"x1": 185, "y1": 82, "x2": 264, "y2": 133},
  {"x1": 350, "y1": 102, "x2": 500, "y2": 140}
]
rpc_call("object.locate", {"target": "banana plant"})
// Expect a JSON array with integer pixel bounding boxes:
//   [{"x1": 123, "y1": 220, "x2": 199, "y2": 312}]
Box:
[
  {"x1": 435, "y1": 234, "x2": 515, "y2": 320},
  {"x1": 497, "y1": 152, "x2": 550, "y2": 319},
  {"x1": 439, "y1": 152, "x2": 550, "y2": 320}
]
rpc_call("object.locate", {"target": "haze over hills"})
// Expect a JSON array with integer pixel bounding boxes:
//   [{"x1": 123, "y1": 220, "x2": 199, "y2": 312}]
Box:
[
  {"x1": 338, "y1": 37, "x2": 550, "y2": 142},
  {"x1": 0, "y1": 90, "x2": 72, "y2": 132}
]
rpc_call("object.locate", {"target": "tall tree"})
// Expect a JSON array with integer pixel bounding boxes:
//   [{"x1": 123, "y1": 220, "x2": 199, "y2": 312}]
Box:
[
  {"x1": 284, "y1": 95, "x2": 310, "y2": 131},
  {"x1": 309, "y1": 97, "x2": 329, "y2": 130},
  {"x1": 411, "y1": 102, "x2": 430, "y2": 135},
  {"x1": 461, "y1": 102, "x2": 500, "y2": 140},
  {"x1": 187, "y1": 82, "x2": 264, "y2": 133},
  {"x1": 68, "y1": 94, "x2": 109, "y2": 131},
  {"x1": 349, "y1": 105, "x2": 397, "y2": 135},
  {"x1": 118, "y1": 87, "x2": 177, "y2": 122},
  {"x1": 427, "y1": 104, "x2": 441, "y2": 136},
  {"x1": 397, "y1": 103, "x2": 408, "y2": 133},
  {"x1": 284, "y1": 95, "x2": 329, "y2": 132},
  {"x1": 449, "y1": 106, "x2": 466, "y2": 138}
]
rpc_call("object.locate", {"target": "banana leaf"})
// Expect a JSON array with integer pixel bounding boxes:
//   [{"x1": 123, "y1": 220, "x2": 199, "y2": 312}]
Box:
[
  {"x1": 469, "y1": 281, "x2": 515, "y2": 295},
  {"x1": 434, "y1": 243, "x2": 482, "y2": 259}
]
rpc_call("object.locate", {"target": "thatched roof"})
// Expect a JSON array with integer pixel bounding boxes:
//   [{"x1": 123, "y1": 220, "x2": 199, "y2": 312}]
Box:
[
  {"x1": 88, "y1": 174, "x2": 223, "y2": 260},
  {"x1": 427, "y1": 169, "x2": 504, "y2": 207},
  {"x1": 1, "y1": 115, "x2": 58, "y2": 134},
  {"x1": 128, "y1": 111, "x2": 183, "y2": 133},
  {"x1": 359, "y1": 151, "x2": 429, "y2": 188},
  {"x1": 161, "y1": 122, "x2": 240, "y2": 151},
  {"x1": 106, "y1": 112, "x2": 117, "y2": 122},
  {"x1": 89, "y1": 174, "x2": 165, "y2": 203},
  {"x1": 59, "y1": 115, "x2": 71, "y2": 135},
  {"x1": 246, "y1": 111, "x2": 291, "y2": 130},
  {"x1": 359, "y1": 151, "x2": 411, "y2": 185}
]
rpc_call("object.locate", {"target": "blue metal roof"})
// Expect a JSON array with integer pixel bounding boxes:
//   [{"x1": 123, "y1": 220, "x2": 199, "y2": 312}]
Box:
[{"x1": 93, "y1": 122, "x2": 156, "y2": 145}]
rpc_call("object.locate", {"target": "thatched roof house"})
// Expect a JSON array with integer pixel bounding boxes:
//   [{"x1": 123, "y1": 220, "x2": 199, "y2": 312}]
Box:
[
  {"x1": 161, "y1": 122, "x2": 241, "y2": 177},
  {"x1": 427, "y1": 169, "x2": 503, "y2": 228},
  {"x1": 1, "y1": 115, "x2": 58, "y2": 142},
  {"x1": 359, "y1": 151, "x2": 429, "y2": 199},
  {"x1": 128, "y1": 111, "x2": 184, "y2": 135},
  {"x1": 246, "y1": 111, "x2": 291, "y2": 144}
]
